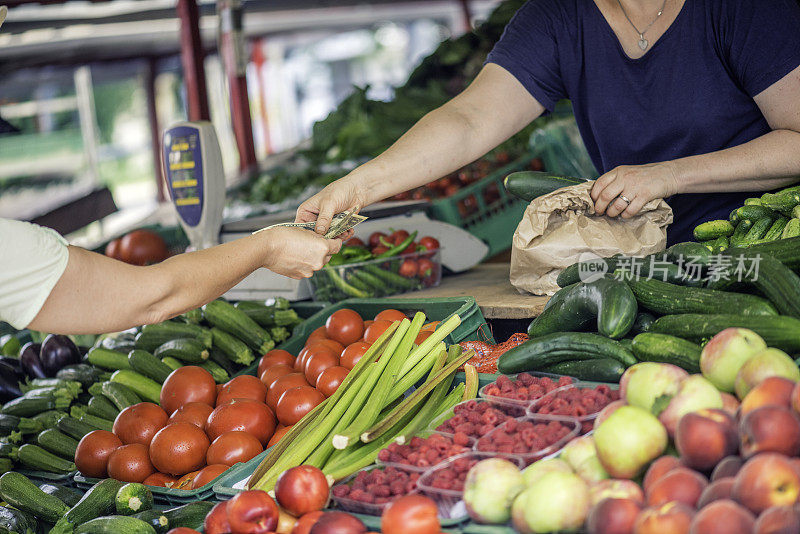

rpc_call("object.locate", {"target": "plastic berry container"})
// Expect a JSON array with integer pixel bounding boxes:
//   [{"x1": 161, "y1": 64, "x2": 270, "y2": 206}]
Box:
[
  {"x1": 478, "y1": 372, "x2": 576, "y2": 412},
  {"x1": 527, "y1": 383, "x2": 621, "y2": 435},
  {"x1": 330, "y1": 464, "x2": 421, "y2": 516},
  {"x1": 376, "y1": 431, "x2": 475, "y2": 473},
  {"x1": 416, "y1": 451, "x2": 525, "y2": 520},
  {"x1": 427, "y1": 398, "x2": 522, "y2": 440},
  {"x1": 474, "y1": 415, "x2": 580, "y2": 465}
]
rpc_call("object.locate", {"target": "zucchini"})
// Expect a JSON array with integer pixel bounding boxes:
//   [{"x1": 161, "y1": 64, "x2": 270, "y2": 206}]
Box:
[
  {"x1": 80, "y1": 413, "x2": 113, "y2": 432},
  {"x1": 127, "y1": 351, "x2": 173, "y2": 384},
  {"x1": 198, "y1": 361, "x2": 229, "y2": 383},
  {"x1": 56, "y1": 364, "x2": 99, "y2": 388},
  {"x1": 741, "y1": 217, "x2": 774, "y2": 244},
  {"x1": 86, "y1": 348, "x2": 131, "y2": 372},
  {"x1": 134, "y1": 322, "x2": 212, "y2": 353},
  {"x1": 234, "y1": 302, "x2": 300, "y2": 328},
  {"x1": 631, "y1": 333, "x2": 702, "y2": 373},
  {"x1": 693, "y1": 219, "x2": 734, "y2": 241},
  {"x1": 179, "y1": 308, "x2": 203, "y2": 325},
  {"x1": 162, "y1": 501, "x2": 215, "y2": 531},
  {"x1": 528, "y1": 277, "x2": 637, "y2": 339},
  {"x1": 1, "y1": 395, "x2": 64, "y2": 417},
  {"x1": 16, "y1": 443, "x2": 75, "y2": 473},
  {"x1": 210, "y1": 328, "x2": 254, "y2": 366},
  {"x1": 153, "y1": 339, "x2": 209, "y2": 364},
  {"x1": 75, "y1": 516, "x2": 156, "y2": 534},
  {"x1": 160, "y1": 357, "x2": 182, "y2": 371},
  {"x1": 38, "y1": 483, "x2": 83, "y2": 507},
  {"x1": 541, "y1": 358, "x2": 625, "y2": 383},
  {"x1": 498, "y1": 332, "x2": 637, "y2": 374},
  {"x1": 87, "y1": 396, "x2": 119, "y2": 421},
  {"x1": 115, "y1": 483, "x2": 153, "y2": 515},
  {"x1": 56, "y1": 416, "x2": 96, "y2": 441},
  {"x1": 649, "y1": 314, "x2": 800, "y2": 352},
  {"x1": 100, "y1": 381, "x2": 140, "y2": 411},
  {"x1": 131, "y1": 511, "x2": 169, "y2": 534},
  {"x1": 625, "y1": 276, "x2": 777, "y2": 316},
  {"x1": 503, "y1": 170, "x2": 587, "y2": 202},
  {"x1": 784, "y1": 219, "x2": 800, "y2": 239},
  {"x1": 0, "y1": 471, "x2": 71, "y2": 523},
  {"x1": 0, "y1": 505, "x2": 36, "y2": 534},
  {"x1": 35, "y1": 429, "x2": 79, "y2": 459},
  {"x1": 764, "y1": 217, "x2": 789, "y2": 241},
  {"x1": 207, "y1": 348, "x2": 237, "y2": 377},
  {"x1": 203, "y1": 300, "x2": 274, "y2": 354},
  {"x1": 51, "y1": 478, "x2": 123, "y2": 534},
  {"x1": 110, "y1": 370, "x2": 162, "y2": 404},
  {"x1": 0, "y1": 414, "x2": 19, "y2": 437}
]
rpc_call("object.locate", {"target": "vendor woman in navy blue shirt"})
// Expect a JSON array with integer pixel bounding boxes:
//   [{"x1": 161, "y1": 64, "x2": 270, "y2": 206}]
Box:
[{"x1": 298, "y1": 0, "x2": 800, "y2": 245}]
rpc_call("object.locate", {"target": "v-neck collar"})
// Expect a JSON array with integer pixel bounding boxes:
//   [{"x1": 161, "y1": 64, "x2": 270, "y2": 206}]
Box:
[{"x1": 589, "y1": 0, "x2": 690, "y2": 62}]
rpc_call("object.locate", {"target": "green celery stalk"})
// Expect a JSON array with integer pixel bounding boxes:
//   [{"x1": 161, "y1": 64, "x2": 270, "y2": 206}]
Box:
[{"x1": 398, "y1": 314, "x2": 461, "y2": 376}]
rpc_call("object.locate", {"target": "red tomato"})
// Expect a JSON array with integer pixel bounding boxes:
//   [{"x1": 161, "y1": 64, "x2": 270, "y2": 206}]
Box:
[
  {"x1": 374, "y1": 309, "x2": 406, "y2": 323},
  {"x1": 304, "y1": 351, "x2": 339, "y2": 385},
  {"x1": 309, "y1": 512, "x2": 365, "y2": 534},
  {"x1": 192, "y1": 464, "x2": 229, "y2": 489},
  {"x1": 315, "y1": 366, "x2": 349, "y2": 397},
  {"x1": 292, "y1": 511, "x2": 324, "y2": 534},
  {"x1": 143, "y1": 472, "x2": 178, "y2": 488},
  {"x1": 118, "y1": 229, "x2": 169, "y2": 266},
  {"x1": 415, "y1": 331, "x2": 434, "y2": 345},
  {"x1": 275, "y1": 465, "x2": 330, "y2": 516},
  {"x1": 206, "y1": 399, "x2": 277, "y2": 446},
  {"x1": 398, "y1": 259, "x2": 419, "y2": 278},
  {"x1": 113, "y1": 402, "x2": 168, "y2": 447},
  {"x1": 168, "y1": 402, "x2": 214, "y2": 430},
  {"x1": 160, "y1": 366, "x2": 217, "y2": 415},
  {"x1": 74, "y1": 430, "x2": 122, "y2": 478},
  {"x1": 306, "y1": 327, "x2": 328, "y2": 344},
  {"x1": 312, "y1": 338, "x2": 345, "y2": 357},
  {"x1": 421, "y1": 321, "x2": 440, "y2": 332},
  {"x1": 104, "y1": 238, "x2": 122, "y2": 260},
  {"x1": 260, "y1": 364, "x2": 294, "y2": 389},
  {"x1": 381, "y1": 495, "x2": 439, "y2": 534},
  {"x1": 368, "y1": 232, "x2": 388, "y2": 248},
  {"x1": 417, "y1": 258, "x2": 436, "y2": 278},
  {"x1": 227, "y1": 490, "x2": 279, "y2": 534},
  {"x1": 340, "y1": 342, "x2": 370, "y2": 369},
  {"x1": 204, "y1": 501, "x2": 231, "y2": 534},
  {"x1": 107, "y1": 443, "x2": 155, "y2": 483},
  {"x1": 258, "y1": 349, "x2": 295, "y2": 377},
  {"x1": 267, "y1": 425, "x2": 292, "y2": 448},
  {"x1": 371, "y1": 246, "x2": 389, "y2": 256},
  {"x1": 345, "y1": 237, "x2": 365, "y2": 247},
  {"x1": 207, "y1": 431, "x2": 263, "y2": 466},
  {"x1": 294, "y1": 347, "x2": 312, "y2": 372},
  {"x1": 149, "y1": 422, "x2": 210, "y2": 476},
  {"x1": 275, "y1": 386, "x2": 325, "y2": 426},
  {"x1": 266, "y1": 373, "x2": 310, "y2": 411},
  {"x1": 174, "y1": 470, "x2": 199, "y2": 490},
  {"x1": 217, "y1": 375, "x2": 268, "y2": 405},
  {"x1": 390, "y1": 230, "x2": 410, "y2": 246},
  {"x1": 418, "y1": 236, "x2": 440, "y2": 252},
  {"x1": 325, "y1": 309, "x2": 364, "y2": 346},
  {"x1": 363, "y1": 320, "x2": 393, "y2": 345}
]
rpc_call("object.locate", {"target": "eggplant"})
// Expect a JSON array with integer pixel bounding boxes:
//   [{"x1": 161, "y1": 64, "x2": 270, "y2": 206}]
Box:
[
  {"x1": 0, "y1": 361, "x2": 23, "y2": 385},
  {"x1": 40, "y1": 335, "x2": 80, "y2": 377},
  {"x1": 19, "y1": 342, "x2": 45, "y2": 379},
  {"x1": 0, "y1": 357, "x2": 24, "y2": 383},
  {"x1": 0, "y1": 373, "x2": 21, "y2": 403}
]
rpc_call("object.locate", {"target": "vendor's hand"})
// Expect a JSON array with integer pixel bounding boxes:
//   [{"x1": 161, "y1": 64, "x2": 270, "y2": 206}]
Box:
[
  {"x1": 295, "y1": 177, "x2": 368, "y2": 236},
  {"x1": 591, "y1": 162, "x2": 679, "y2": 218},
  {"x1": 260, "y1": 227, "x2": 342, "y2": 279}
]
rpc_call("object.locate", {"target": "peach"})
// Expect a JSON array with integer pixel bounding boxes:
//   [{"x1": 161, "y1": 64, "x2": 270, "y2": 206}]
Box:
[
  {"x1": 734, "y1": 348, "x2": 800, "y2": 400},
  {"x1": 643, "y1": 456, "x2": 681, "y2": 495},
  {"x1": 675, "y1": 409, "x2": 738, "y2": 472},
  {"x1": 589, "y1": 479, "x2": 646, "y2": 507},
  {"x1": 586, "y1": 497, "x2": 643, "y2": 534},
  {"x1": 792, "y1": 381, "x2": 800, "y2": 416},
  {"x1": 740, "y1": 376, "x2": 795, "y2": 417},
  {"x1": 732, "y1": 453, "x2": 800, "y2": 514},
  {"x1": 633, "y1": 502, "x2": 694, "y2": 534},
  {"x1": 740, "y1": 405, "x2": 800, "y2": 459},
  {"x1": 688, "y1": 499, "x2": 755, "y2": 534},
  {"x1": 700, "y1": 327, "x2": 766, "y2": 393},
  {"x1": 646, "y1": 467, "x2": 708, "y2": 509},
  {"x1": 711, "y1": 456, "x2": 744, "y2": 481},
  {"x1": 696, "y1": 477, "x2": 735, "y2": 509},
  {"x1": 754, "y1": 505, "x2": 800, "y2": 534},
  {"x1": 721, "y1": 393, "x2": 740, "y2": 417}
]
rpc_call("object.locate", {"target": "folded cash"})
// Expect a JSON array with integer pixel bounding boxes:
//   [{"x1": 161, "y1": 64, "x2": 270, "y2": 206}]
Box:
[{"x1": 253, "y1": 210, "x2": 367, "y2": 238}]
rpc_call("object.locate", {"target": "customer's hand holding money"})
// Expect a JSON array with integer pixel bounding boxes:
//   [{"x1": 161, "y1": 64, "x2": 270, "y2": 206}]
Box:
[
  {"x1": 295, "y1": 178, "x2": 369, "y2": 236},
  {"x1": 255, "y1": 209, "x2": 367, "y2": 239}
]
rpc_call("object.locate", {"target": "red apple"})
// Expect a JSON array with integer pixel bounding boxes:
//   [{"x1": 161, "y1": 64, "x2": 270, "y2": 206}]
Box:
[
  {"x1": 740, "y1": 376, "x2": 795, "y2": 417},
  {"x1": 658, "y1": 375, "x2": 723, "y2": 438},
  {"x1": 688, "y1": 499, "x2": 755, "y2": 534},
  {"x1": 633, "y1": 502, "x2": 694, "y2": 534},
  {"x1": 711, "y1": 456, "x2": 744, "y2": 481},
  {"x1": 643, "y1": 456, "x2": 682, "y2": 495},
  {"x1": 697, "y1": 477, "x2": 735, "y2": 508},
  {"x1": 754, "y1": 505, "x2": 800, "y2": 534},
  {"x1": 586, "y1": 497, "x2": 642, "y2": 534},
  {"x1": 646, "y1": 467, "x2": 708, "y2": 509},
  {"x1": 676, "y1": 409, "x2": 738, "y2": 472},
  {"x1": 732, "y1": 453, "x2": 800, "y2": 514},
  {"x1": 740, "y1": 405, "x2": 800, "y2": 458}
]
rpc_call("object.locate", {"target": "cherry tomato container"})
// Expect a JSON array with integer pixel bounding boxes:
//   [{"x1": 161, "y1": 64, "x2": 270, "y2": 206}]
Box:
[
  {"x1": 526, "y1": 382, "x2": 621, "y2": 435},
  {"x1": 473, "y1": 415, "x2": 580, "y2": 466},
  {"x1": 478, "y1": 372, "x2": 576, "y2": 413}
]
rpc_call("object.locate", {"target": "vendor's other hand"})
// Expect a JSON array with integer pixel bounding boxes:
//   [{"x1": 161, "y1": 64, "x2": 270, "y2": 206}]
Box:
[
  {"x1": 261, "y1": 227, "x2": 342, "y2": 279},
  {"x1": 295, "y1": 178, "x2": 367, "y2": 236},
  {"x1": 591, "y1": 162, "x2": 679, "y2": 218}
]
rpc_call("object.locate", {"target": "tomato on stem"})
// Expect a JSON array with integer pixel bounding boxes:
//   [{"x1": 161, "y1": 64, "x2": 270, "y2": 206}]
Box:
[
  {"x1": 227, "y1": 490, "x2": 279, "y2": 534},
  {"x1": 419, "y1": 236, "x2": 440, "y2": 253},
  {"x1": 389, "y1": 230, "x2": 410, "y2": 246}
]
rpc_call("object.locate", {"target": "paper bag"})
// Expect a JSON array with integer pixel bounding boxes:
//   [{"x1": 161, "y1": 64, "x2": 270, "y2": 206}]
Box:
[{"x1": 510, "y1": 181, "x2": 673, "y2": 296}]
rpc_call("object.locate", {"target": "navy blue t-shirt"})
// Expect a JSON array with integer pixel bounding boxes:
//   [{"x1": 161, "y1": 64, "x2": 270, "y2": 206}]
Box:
[{"x1": 487, "y1": 0, "x2": 800, "y2": 245}]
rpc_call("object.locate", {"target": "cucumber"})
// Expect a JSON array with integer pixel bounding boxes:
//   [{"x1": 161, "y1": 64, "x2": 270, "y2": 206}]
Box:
[
  {"x1": 731, "y1": 205, "x2": 776, "y2": 223},
  {"x1": 744, "y1": 197, "x2": 762, "y2": 206},
  {"x1": 729, "y1": 219, "x2": 754, "y2": 247},
  {"x1": 87, "y1": 396, "x2": 119, "y2": 421},
  {"x1": 649, "y1": 314, "x2": 800, "y2": 353},
  {"x1": 541, "y1": 358, "x2": 626, "y2": 383},
  {"x1": 86, "y1": 348, "x2": 131, "y2": 371},
  {"x1": 115, "y1": 483, "x2": 153, "y2": 515},
  {"x1": 110, "y1": 370, "x2": 162, "y2": 404},
  {"x1": 0, "y1": 472, "x2": 71, "y2": 523},
  {"x1": 153, "y1": 339, "x2": 209, "y2": 364},
  {"x1": 38, "y1": 483, "x2": 83, "y2": 507},
  {"x1": 75, "y1": 516, "x2": 156, "y2": 534},
  {"x1": 631, "y1": 333, "x2": 702, "y2": 373},
  {"x1": 162, "y1": 501, "x2": 215, "y2": 531},
  {"x1": 631, "y1": 312, "x2": 656, "y2": 335},
  {"x1": 741, "y1": 217, "x2": 774, "y2": 244},
  {"x1": 210, "y1": 328, "x2": 254, "y2": 366},
  {"x1": 16, "y1": 443, "x2": 76, "y2": 473},
  {"x1": 761, "y1": 189, "x2": 800, "y2": 215},
  {"x1": 179, "y1": 308, "x2": 203, "y2": 325},
  {"x1": 131, "y1": 511, "x2": 169, "y2": 534},
  {"x1": 51, "y1": 478, "x2": 124, "y2": 534},
  {"x1": 100, "y1": 381, "x2": 140, "y2": 411},
  {"x1": 203, "y1": 300, "x2": 274, "y2": 354},
  {"x1": 764, "y1": 217, "x2": 789, "y2": 241},
  {"x1": 503, "y1": 170, "x2": 587, "y2": 202},
  {"x1": 134, "y1": 322, "x2": 212, "y2": 353},
  {"x1": 35, "y1": 428, "x2": 79, "y2": 459},
  {"x1": 728, "y1": 236, "x2": 800, "y2": 270},
  {"x1": 127, "y1": 350, "x2": 173, "y2": 384},
  {"x1": 693, "y1": 219, "x2": 734, "y2": 241},
  {"x1": 783, "y1": 219, "x2": 800, "y2": 239},
  {"x1": 498, "y1": 332, "x2": 637, "y2": 374},
  {"x1": 56, "y1": 416, "x2": 96, "y2": 440}
]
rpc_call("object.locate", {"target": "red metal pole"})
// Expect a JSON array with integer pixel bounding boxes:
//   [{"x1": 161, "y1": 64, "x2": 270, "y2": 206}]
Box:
[
  {"x1": 458, "y1": 0, "x2": 473, "y2": 32},
  {"x1": 144, "y1": 58, "x2": 166, "y2": 202},
  {"x1": 176, "y1": 0, "x2": 210, "y2": 121}
]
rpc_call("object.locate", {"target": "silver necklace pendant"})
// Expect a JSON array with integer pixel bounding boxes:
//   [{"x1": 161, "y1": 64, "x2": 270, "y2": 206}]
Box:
[{"x1": 638, "y1": 36, "x2": 649, "y2": 50}]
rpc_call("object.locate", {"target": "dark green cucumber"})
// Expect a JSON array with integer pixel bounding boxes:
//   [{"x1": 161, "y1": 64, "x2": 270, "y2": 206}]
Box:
[
  {"x1": 631, "y1": 312, "x2": 656, "y2": 335},
  {"x1": 51, "y1": 478, "x2": 124, "y2": 534},
  {"x1": 741, "y1": 217, "x2": 774, "y2": 244},
  {"x1": 210, "y1": 328, "x2": 254, "y2": 366},
  {"x1": 35, "y1": 429, "x2": 79, "y2": 459},
  {"x1": 631, "y1": 333, "x2": 702, "y2": 373},
  {"x1": 694, "y1": 219, "x2": 734, "y2": 241},
  {"x1": 75, "y1": 515, "x2": 156, "y2": 534},
  {"x1": 87, "y1": 396, "x2": 119, "y2": 421},
  {"x1": 56, "y1": 416, "x2": 96, "y2": 440},
  {"x1": 16, "y1": 444, "x2": 76, "y2": 473},
  {"x1": 731, "y1": 205, "x2": 776, "y2": 223},
  {"x1": 557, "y1": 255, "x2": 625, "y2": 287},
  {"x1": 498, "y1": 332, "x2": 637, "y2": 374},
  {"x1": 134, "y1": 322, "x2": 212, "y2": 353},
  {"x1": 131, "y1": 511, "x2": 169, "y2": 534},
  {"x1": 0, "y1": 471, "x2": 71, "y2": 523},
  {"x1": 649, "y1": 314, "x2": 800, "y2": 352},
  {"x1": 764, "y1": 217, "x2": 789, "y2": 241},
  {"x1": 127, "y1": 350, "x2": 173, "y2": 384},
  {"x1": 162, "y1": 501, "x2": 215, "y2": 531},
  {"x1": 528, "y1": 277, "x2": 637, "y2": 339},
  {"x1": 783, "y1": 219, "x2": 800, "y2": 239},
  {"x1": 39, "y1": 483, "x2": 83, "y2": 507},
  {"x1": 761, "y1": 188, "x2": 800, "y2": 215},
  {"x1": 153, "y1": 339, "x2": 209, "y2": 364},
  {"x1": 503, "y1": 170, "x2": 587, "y2": 202},
  {"x1": 100, "y1": 381, "x2": 140, "y2": 411},
  {"x1": 541, "y1": 358, "x2": 626, "y2": 383},
  {"x1": 203, "y1": 300, "x2": 274, "y2": 354},
  {"x1": 115, "y1": 483, "x2": 153, "y2": 515},
  {"x1": 728, "y1": 236, "x2": 800, "y2": 270}
]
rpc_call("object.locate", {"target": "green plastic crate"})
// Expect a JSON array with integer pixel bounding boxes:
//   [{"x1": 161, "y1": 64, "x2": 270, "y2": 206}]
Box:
[
  {"x1": 73, "y1": 469, "x2": 222, "y2": 505},
  {"x1": 16, "y1": 469, "x2": 78, "y2": 488}
]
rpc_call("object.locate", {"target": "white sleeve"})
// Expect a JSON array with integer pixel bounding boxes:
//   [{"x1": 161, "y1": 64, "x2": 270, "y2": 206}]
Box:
[{"x1": 0, "y1": 218, "x2": 70, "y2": 329}]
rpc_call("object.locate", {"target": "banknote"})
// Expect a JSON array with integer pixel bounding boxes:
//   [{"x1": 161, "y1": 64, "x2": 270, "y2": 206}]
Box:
[{"x1": 253, "y1": 210, "x2": 367, "y2": 238}]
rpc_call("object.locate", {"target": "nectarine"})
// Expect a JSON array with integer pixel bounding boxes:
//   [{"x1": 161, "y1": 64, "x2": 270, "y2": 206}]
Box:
[
  {"x1": 711, "y1": 456, "x2": 744, "y2": 481},
  {"x1": 697, "y1": 477, "x2": 735, "y2": 509},
  {"x1": 643, "y1": 456, "x2": 681, "y2": 495},
  {"x1": 688, "y1": 499, "x2": 755, "y2": 534},
  {"x1": 732, "y1": 453, "x2": 800, "y2": 514},
  {"x1": 740, "y1": 376, "x2": 795, "y2": 417},
  {"x1": 646, "y1": 467, "x2": 708, "y2": 509},
  {"x1": 740, "y1": 405, "x2": 800, "y2": 459},
  {"x1": 586, "y1": 497, "x2": 642, "y2": 534},
  {"x1": 754, "y1": 505, "x2": 800, "y2": 534},
  {"x1": 633, "y1": 502, "x2": 694, "y2": 534},
  {"x1": 676, "y1": 409, "x2": 737, "y2": 472}
]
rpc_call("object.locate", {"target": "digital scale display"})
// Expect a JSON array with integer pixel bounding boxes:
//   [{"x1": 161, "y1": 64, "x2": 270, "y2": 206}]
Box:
[{"x1": 164, "y1": 126, "x2": 205, "y2": 227}]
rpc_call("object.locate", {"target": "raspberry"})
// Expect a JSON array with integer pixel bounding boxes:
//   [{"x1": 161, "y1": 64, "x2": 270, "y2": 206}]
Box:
[
  {"x1": 389, "y1": 481, "x2": 406, "y2": 495},
  {"x1": 332, "y1": 485, "x2": 350, "y2": 497},
  {"x1": 453, "y1": 432, "x2": 470, "y2": 446}
]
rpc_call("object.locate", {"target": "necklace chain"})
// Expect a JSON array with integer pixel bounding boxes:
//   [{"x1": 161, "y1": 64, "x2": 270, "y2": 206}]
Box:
[{"x1": 616, "y1": 0, "x2": 668, "y2": 48}]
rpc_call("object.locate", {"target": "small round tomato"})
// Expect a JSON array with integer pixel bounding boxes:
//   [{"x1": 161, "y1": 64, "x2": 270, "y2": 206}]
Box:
[
  {"x1": 371, "y1": 246, "x2": 389, "y2": 256},
  {"x1": 325, "y1": 309, "x2": 364, "y2": 346},
  {"x1": 363, "y1": 320, "x2": 393, "y2": 344},
  {"x1": 75, "y1": 430, "x2": 122, "y2": 478},
  {"x1": 107, "y1": 443, "x2": 155, "y2": 483},
  {"x1": 192, "y1": 464, "x2": 229, "y2": 489},
  {"x1": 292, "y1": 511, "x2": 324, "y2": 534},
  {"x1": 258, "y1": 349, "x2": 295, "y2": 376},
  {"x1": 217, "y1": 375, "x2": 268, "y2": 405},
  {"x1": 315, "y1": 366, "x2": 349, "y2": 397},
  {"x1": 275, "y1": 465, "x2": 330, "y2": 516},
  {"x1": 312, "y1": 338, "x2": 345, "y2": 357},
  {"x1": 227, "y1": 490, "x2": 279, "y2": 534},
  {"x1": 304, "y1": 351, "x2": 339, "y2": 385},
  {"x1": 368, "y1": 232, "x2": 388, "y2": 248},
  {"x1": 206, "y1": 399, "x2": 277, "y2": 446},
  {"x1": 113, "y1": 402, "x2": 168, "y2": 446},
  {"x1": 149, "y1": 422, "x2": 210, "y2": 476},
  {"x1": 118, "y1": 229, "x2": 169, "y2": 266},
  {"x1": 419, "y1": 236, "x2": 440, "y2": 252},
  {"x1": 267, "y1": 373, "x2": 310, "y2": 411},
  {"x1": 374, "y1": 309, "x2": 407, "y2": 323},
  {"x1": 160, "y1": 366, "x2": 217, "y2": 415},
  {"x1": 204, "y1": 501, "x2": 230, "y2": 534},
  {"x1": 340, "y1": 342, "x2": 370, "y2": 370},
  {"x1": 390, "y1": 230, "x2": 410, "y2": 246},
  {"x1": 168, "y1": 402, "x2": 214, "y2": 430},
  {"x1": 381, "y1": 495, "x2": 439, "y2": 534},
  {"x1": 276, "y1": 386, "x2": 325, "y2": 426},
  {"x1": 104, "y1": 238, "x2": 122, "y2": 260},
  {"x1": 143, "y1": 472, "x2": 178, "y2": 488},
  {"x1": 417, "y1": 258, "x2": 436, "y2": 278},
  {"x1": 207, "y1": 431, "x2": 263, "y2": 466},
  {"x1": 267, "y1": 425, "x2": 292, "y2": 448},
  {"x1": 345, "y1": 237, "x2": 365, "y2": 247},
  {"x1": 260, "y1": 364, "x2": 294, "y2": 389},
  {"x1": 306, "y1": 326, "x2": 328, "y2": 344},
  {"x1": 398, "y1": 259, "x2": 419, "y2": 278}
]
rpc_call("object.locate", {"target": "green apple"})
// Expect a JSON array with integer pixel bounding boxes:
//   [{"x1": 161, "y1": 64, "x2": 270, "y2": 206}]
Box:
[
  {"x1": 464, "y1": 458, "x2": 525, "y2": 524},
  {"x1": 594, "y1": 405, "x2": 668, "y2": 479},
  {"x1": 575, "y1": 455, "x2": 610, "y2": 483},
  {"x1": 521, "y1": 457, "x2": 572, "y2": 486},
  {"x1": 700, "y1": 327, "x2": 767, "y2": 392},
  {"x1": 559, "y1": 434, "x2": 596, "y2": 471},
  {"x1": 657, "y1": 374, "x2": 723, "y2": 437},
  {"x1": 511, "y1": 471, "x2": 589, "y2": 533},
  {"x1": 734, "y1": 348, "x2": 800, "y2": 399},
  {"x1": 620, "y1": 362, "x2": 688, "y2": 413}
]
